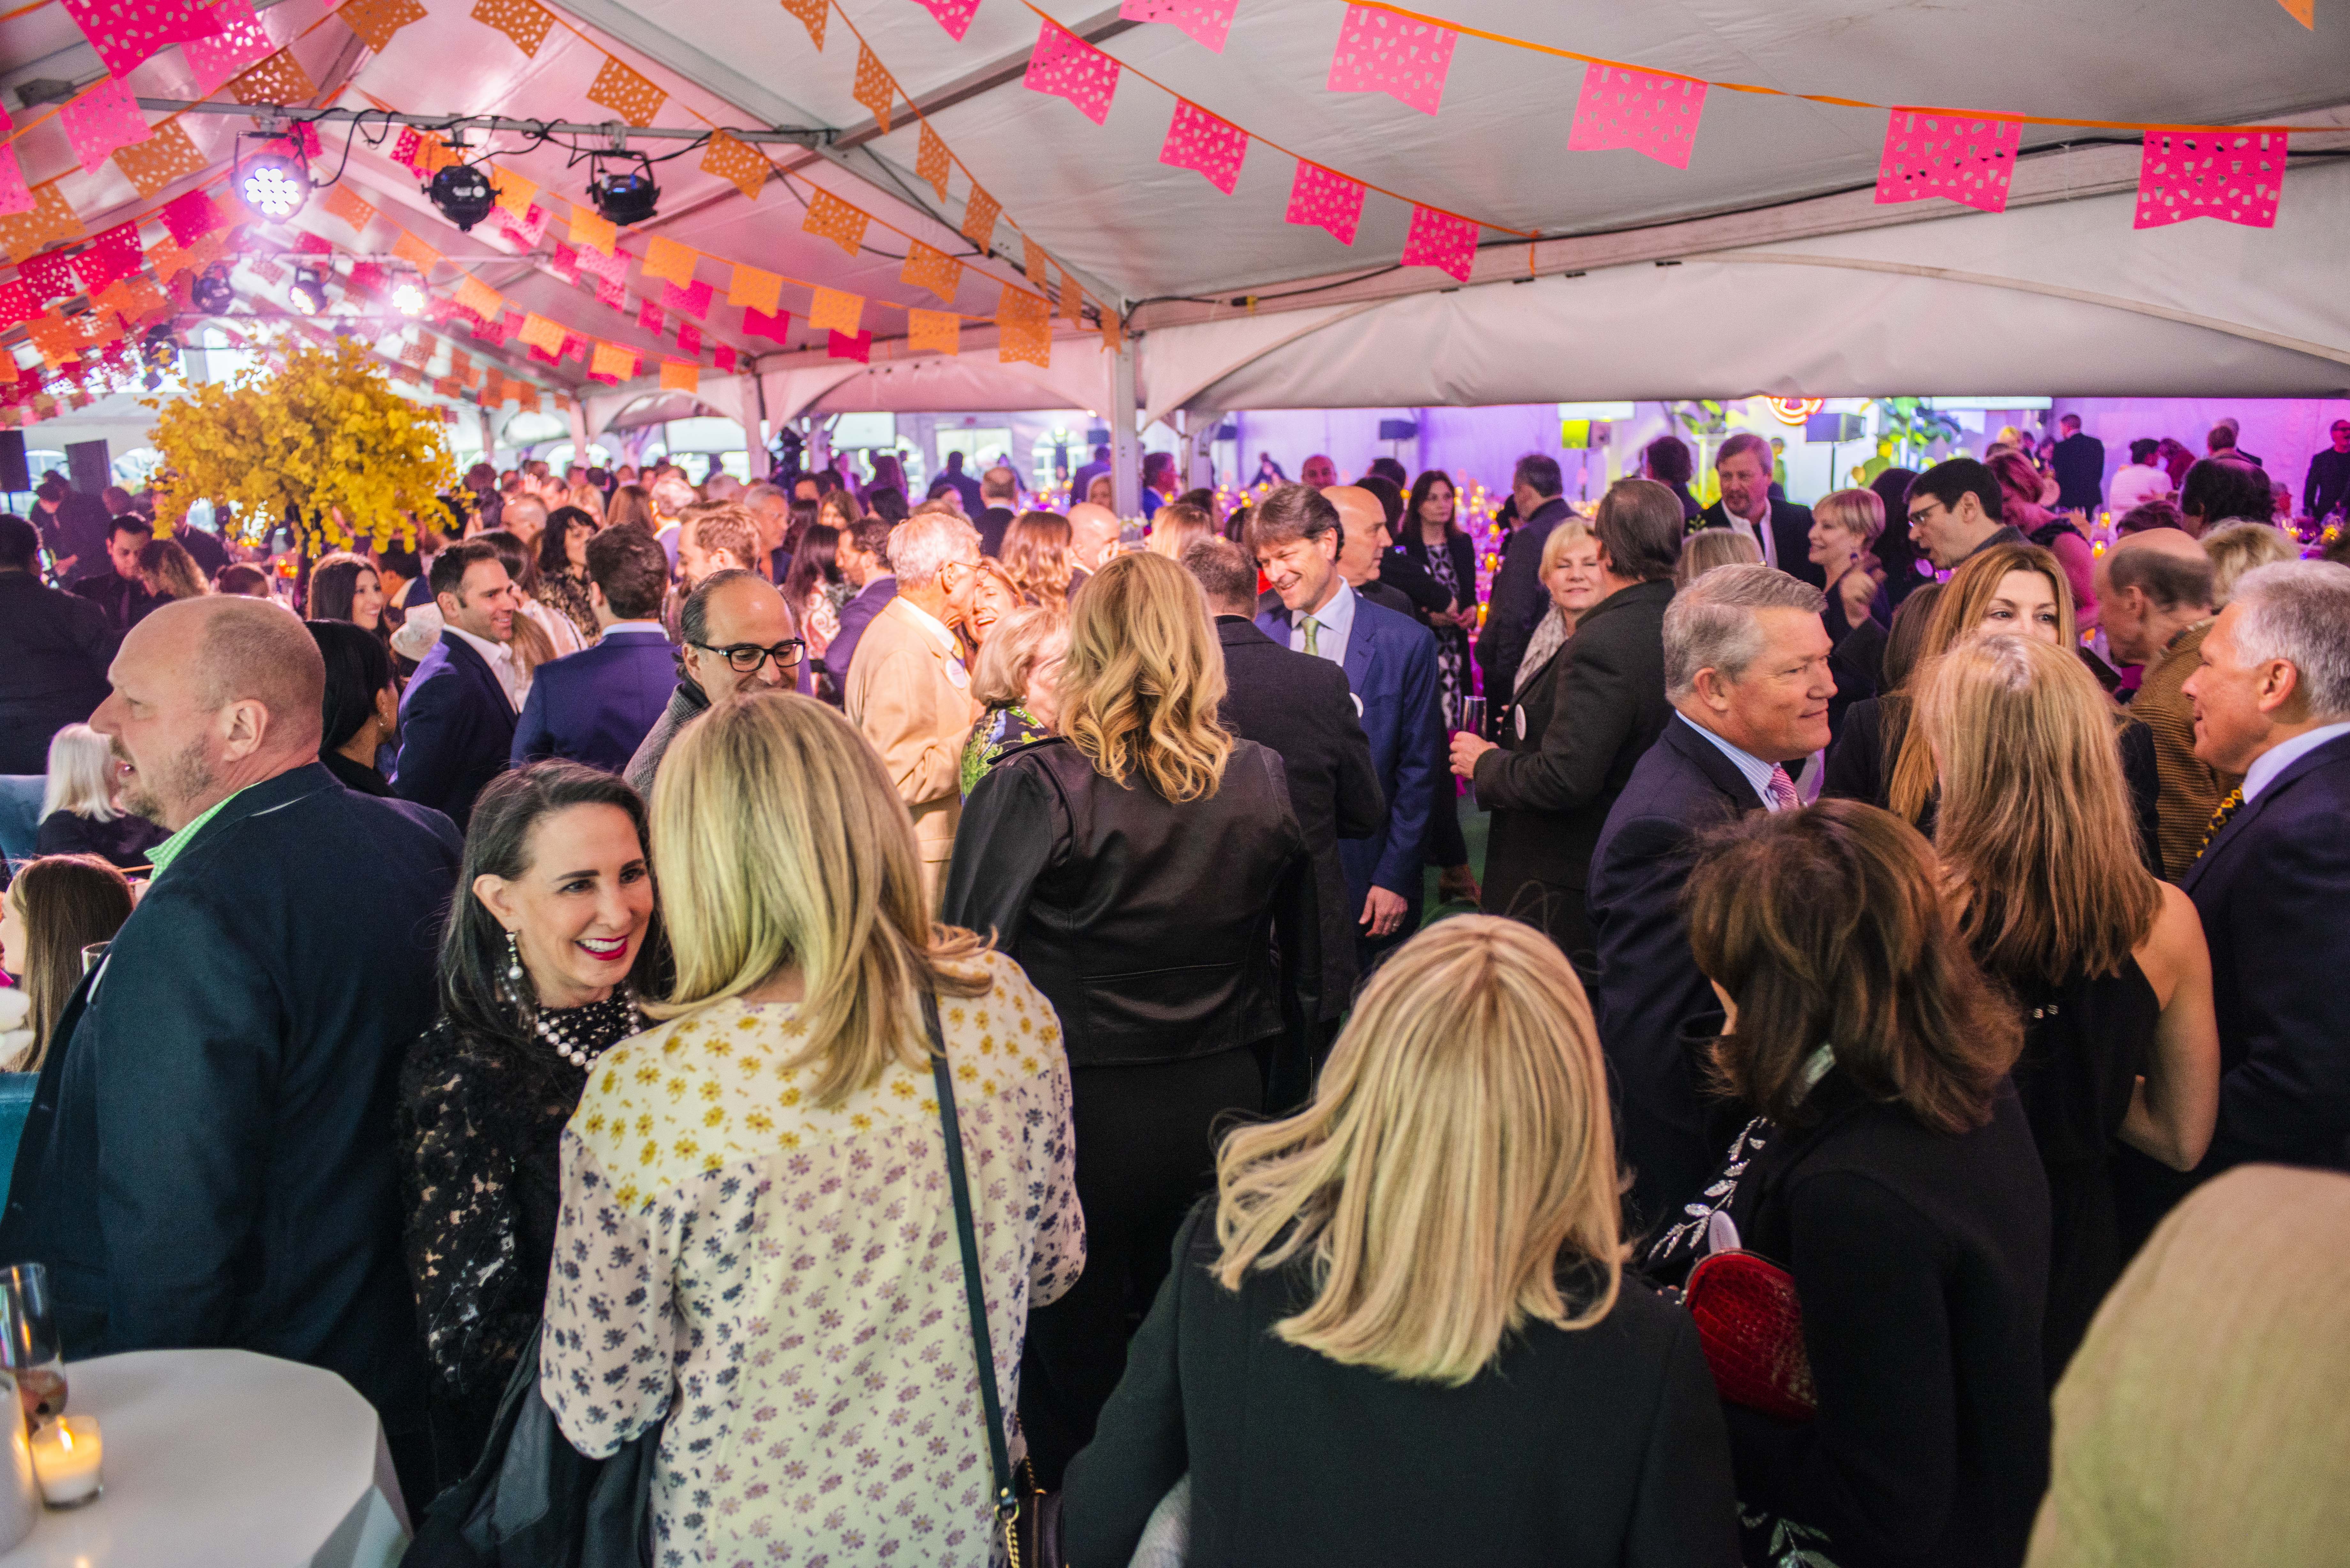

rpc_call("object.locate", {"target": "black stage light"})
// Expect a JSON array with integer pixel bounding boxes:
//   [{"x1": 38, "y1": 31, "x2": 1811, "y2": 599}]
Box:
[
  {"x1": 288, "y1": 268, "x2": 329, "y2": 315},
  {"x1": 140, "y1": 323, "x2": 181, "y2": 371},
  {"x1": 587, "y1": 152, "x2": 659, "y2": 226},
  {"x1": 427, "y1": 162, "x2": 499, "y2": 231},
  {"x1": 191, "y1": 265, "x2": 235, "y2": 315},
  {"x1": 239, "y1": 151, "x2": 310, "y2": 219}
]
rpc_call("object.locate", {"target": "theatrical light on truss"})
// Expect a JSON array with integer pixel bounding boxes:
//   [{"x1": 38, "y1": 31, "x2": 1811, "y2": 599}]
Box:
[
  {"x1": 287, "y1": 268, "x2": 329, "y2": 315},
  {"x1": 191, "y1": 265, "x2": 235, "y2": 315},
  {"x1": 586, "y1": 150, "x2": 659, "y2": 227},
  {"x1": 426, "y1": 162, "x2": 499, "y2": 232},
  {"x1": 238, "y1": 152, "x2": 310, "y2": 220},
  {"x1": 390, "y1": 278, "x2": 428, "y2": 316},
  {"x1": 139, "y1": 323, "x2": 181, "y2": 371}
]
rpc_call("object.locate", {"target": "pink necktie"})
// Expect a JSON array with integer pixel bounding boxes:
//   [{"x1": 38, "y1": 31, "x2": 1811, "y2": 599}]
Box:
[{"x1": 1765, "y1": 764, "x2": 1800, "y2": 812}]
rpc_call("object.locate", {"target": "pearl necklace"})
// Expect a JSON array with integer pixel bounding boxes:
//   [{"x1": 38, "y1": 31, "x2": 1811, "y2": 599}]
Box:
[{"x1": 532, "y1": 996, "x2": 642, "y2": 1070}]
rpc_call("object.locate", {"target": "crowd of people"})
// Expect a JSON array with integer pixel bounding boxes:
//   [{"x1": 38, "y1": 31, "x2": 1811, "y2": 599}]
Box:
[{"x1": 0, "y1": 413, "x2": 2345, "y2": 1568}]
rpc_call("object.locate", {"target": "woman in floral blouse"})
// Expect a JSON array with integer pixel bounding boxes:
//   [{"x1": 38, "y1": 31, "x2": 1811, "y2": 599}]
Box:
[{"x1": 540, "y1": 691, "x2": 1084, "y2": 1568}]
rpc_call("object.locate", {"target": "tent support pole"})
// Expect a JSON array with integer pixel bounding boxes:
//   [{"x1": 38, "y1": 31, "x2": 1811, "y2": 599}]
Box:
[{"x1": 1111, "y1": 336, "x2": 1141, "y2": 518}]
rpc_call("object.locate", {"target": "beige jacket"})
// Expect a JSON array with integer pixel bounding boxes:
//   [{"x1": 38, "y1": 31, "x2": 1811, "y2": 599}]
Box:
[{"x1": 845, "y1": 595, "x2": 980, "y2": 903}]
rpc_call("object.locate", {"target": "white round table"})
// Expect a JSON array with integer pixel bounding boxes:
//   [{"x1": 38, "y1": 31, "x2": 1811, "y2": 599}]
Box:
[{"x1": 0, "y1": 1348, "x2": 409, "y2": 1568}]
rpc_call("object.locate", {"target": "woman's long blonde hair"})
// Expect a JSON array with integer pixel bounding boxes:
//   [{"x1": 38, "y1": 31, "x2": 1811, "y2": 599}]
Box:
[
  {"x1": 647, "y1": 692, "x2": 989, "y2": 1106},
  {"x1": 1057, "y1": 551, "x2": 1232, "y2": 803},
  {"x1": 1920, "y1": 634, "x2": 2161, "y2": 987},
  {"x1": 1888, "y1": 542, "x2": 2077, "y2": 823},
  {"x1": 1213, "y1": 916, "x2": 1625, "y2": 1386}
]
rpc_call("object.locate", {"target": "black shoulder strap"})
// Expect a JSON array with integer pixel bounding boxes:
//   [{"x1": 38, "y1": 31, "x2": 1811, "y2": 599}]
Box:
[{"x1": 926, "y1": 994, "x2": 1020, "y2": 1532}]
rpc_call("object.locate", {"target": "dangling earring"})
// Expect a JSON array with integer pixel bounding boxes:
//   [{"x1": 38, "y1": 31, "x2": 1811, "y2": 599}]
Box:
[{"x1": 505, "y1": 930, "x2": 524, "y2": 982}]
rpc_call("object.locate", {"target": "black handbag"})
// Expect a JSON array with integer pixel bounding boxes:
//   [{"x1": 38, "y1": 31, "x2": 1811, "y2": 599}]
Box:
[
  {"x1": 925, "y1": 993, "x2": 1063, "y2": 1568},
  {"x1": 402, "y1": 1324, "x2": 659, "y2": 1568}
]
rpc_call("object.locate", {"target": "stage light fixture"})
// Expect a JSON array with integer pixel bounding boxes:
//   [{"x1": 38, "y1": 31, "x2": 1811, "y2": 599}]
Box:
[
  {"x1": 427, "y1": 162, "x2": 499, "y2": 232},
  {"x1": 587, "y1": 151, "x2": 659, "y2": 227},
  {"x1": 391, "y1": 279, "x2": 428, "y2": 316},
  {"x1": 140, "y1": 324, "x2": 180, "y2": 376},
  {"x1": 191, "y1": 265, "x2": 235, "y2": 315},
  {"x1": 288, "y1": 269, "x2": 329, "y2": 315},
  {"x1": 239, "y1": 153, "x2": 310, "y2": 220}
]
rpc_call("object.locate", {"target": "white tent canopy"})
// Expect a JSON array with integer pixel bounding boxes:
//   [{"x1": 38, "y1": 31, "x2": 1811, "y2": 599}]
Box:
[{"x1": 5, "y1": 0, "x2": 2346, "y2": 493}]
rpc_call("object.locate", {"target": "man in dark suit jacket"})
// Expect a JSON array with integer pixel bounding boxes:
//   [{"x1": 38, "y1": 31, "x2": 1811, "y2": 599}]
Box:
[
  {"x1": 822, "y1": 515, "x2": 898, "y2": 698},
  {"x1": 396, "y1": 539, "x2": 518, "y2": 829},
  {"x1": 2178, "y1": 561, "x2": 2350, "y2": 1175},
  {"x1": 975, "y1": 465, "x2": 1021, "y2": 556},
  {"x1": 69, "y1": 515, "x2": 162, "y2": 634},
  {"x1": 1474, "y1": 454, "x2": 1575, "y2": 709},
  {"x1": 1452, "y1": 478, "x2": 1683, "y2": 968},
  {"x1": 2050, "y1": 415, "x2": 2106, "y2": 512},
  {"x1": 1587, "y1": 565, "x2": 1835, "y2": 1232},
  {"x1": 1250, "y1": 485, "x2": 1442, "y2": 970},
  {"x1": 0, "y1": 516, "x2": 114, "y2": 774},
  {"x1": 0, "y1": 597, "x2": 459, "y2": 1505},
  {"x1": 1697, "y1": 432, "x2": 1826, "y2": 590},
  {"x1": 512, "y1": 526, "x2": 675, "y2": 772},
  {"x1": 1188, "y1": 538, "x2": 1383, "y2": 1098}
]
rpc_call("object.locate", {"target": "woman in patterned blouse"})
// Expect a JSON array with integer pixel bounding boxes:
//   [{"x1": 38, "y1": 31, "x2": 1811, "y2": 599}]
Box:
[{"x1": 540, "y1": 692, "x2": 1084, "y2": 1568}]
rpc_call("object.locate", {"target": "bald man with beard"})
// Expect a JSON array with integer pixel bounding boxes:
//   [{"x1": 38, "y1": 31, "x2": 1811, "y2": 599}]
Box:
[{"x1": 0, "y1": 597, "x2": 460, "y2": 1505}]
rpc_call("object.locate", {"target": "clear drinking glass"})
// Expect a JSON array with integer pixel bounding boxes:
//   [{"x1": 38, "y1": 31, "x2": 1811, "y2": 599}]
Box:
[
  {"x1": 78, "y1": 943, "x2": 108, "y2": 977},
  {"x1": 1457, "y1": 696, "x2": 1487, "y2": 737},
  {"x1": 0, "y1": 1264, "x2": 65, "y2": 1421}
]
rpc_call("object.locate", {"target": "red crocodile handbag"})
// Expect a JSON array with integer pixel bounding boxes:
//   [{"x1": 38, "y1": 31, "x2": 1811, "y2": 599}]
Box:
[{"x1": 1682, "y1": 1249, "x2": 1819, "y2": 1422}]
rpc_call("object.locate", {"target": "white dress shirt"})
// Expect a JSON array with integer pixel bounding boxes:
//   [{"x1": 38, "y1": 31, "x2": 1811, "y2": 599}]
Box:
[
  {"x1": 1289, "y1": 577, "x2": 1359, "y2": 667},
  {"x1": 2242, "y1": 721, "x2": 2350, "y2": 804},
  {"x1": 445, "y1": 623, "x2": 520, "y2": 712},
  {"x1": 1723, "y1": 501, "x2": 1781, "y2": 570}
]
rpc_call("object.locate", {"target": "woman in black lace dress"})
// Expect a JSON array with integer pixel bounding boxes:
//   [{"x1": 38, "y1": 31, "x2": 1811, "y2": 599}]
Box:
[{"x1": 397, "y1": 762, "x2": 666, "y2": 1486}]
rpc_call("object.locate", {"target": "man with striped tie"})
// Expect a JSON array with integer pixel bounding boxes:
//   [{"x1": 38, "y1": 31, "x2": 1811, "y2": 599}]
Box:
[{"x1": 2179, "y1": 560, "x2": 2350, "y2": 1178}]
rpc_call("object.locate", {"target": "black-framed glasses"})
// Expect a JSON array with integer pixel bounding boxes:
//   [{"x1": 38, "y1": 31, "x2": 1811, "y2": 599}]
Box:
[
  {"x1": 693, "y1": 639, "x2": 807, "y2": 674},
  {"x1": 1905, "y1": 499, "x2": 1943, "y2": 528}
]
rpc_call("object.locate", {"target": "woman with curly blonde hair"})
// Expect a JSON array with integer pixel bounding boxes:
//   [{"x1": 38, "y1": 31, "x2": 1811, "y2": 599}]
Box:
[
  {"x1": 1063, "y1": 916, "x2": 1739, "y2": 1565},
  {"x1": 944, "y1": 550, "x2": 1316, "y2": 1488}
]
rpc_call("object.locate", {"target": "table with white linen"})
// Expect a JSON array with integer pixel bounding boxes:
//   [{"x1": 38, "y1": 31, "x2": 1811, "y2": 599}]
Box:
[{"x1": 0, "y1": 1348, "x2": 409, "y2": 1568}]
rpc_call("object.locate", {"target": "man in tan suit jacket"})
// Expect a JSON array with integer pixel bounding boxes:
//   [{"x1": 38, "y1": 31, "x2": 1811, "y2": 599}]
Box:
[{"x1": 845, "y1": 510, "x2": 984, "y2": 906}]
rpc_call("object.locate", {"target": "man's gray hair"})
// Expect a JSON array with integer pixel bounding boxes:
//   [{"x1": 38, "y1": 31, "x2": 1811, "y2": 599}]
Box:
[
  {"x1": 2229, "y1": 561, "x2": 2350, "y2": 722},
  {"x1": 741, "y1": 481, "x2": 786, "y2": 510},
  {"x1": 1662, "y1": 564, "x2": 1827, "y2": 700},
  {"x1": 887, "y1": 512, "x2": 982, "y2": 583}
]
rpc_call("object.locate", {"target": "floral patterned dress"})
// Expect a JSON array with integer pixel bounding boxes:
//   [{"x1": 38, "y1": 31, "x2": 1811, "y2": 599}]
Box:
[{"x1": 540, "y1": 952, "x2": 1084, "y2": 1568}]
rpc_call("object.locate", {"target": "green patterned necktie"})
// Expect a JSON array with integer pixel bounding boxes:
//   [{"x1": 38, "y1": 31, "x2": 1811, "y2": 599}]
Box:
[
  {"x1": 2196, "y1": 786, "x2": 2245, "y2": 858},
  {"x1": 1300, "y1": 614, "x2": 1321, "y2": 657}
]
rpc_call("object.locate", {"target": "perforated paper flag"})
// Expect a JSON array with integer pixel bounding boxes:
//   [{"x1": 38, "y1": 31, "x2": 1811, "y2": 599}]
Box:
[
  {"x1": 662, "y1": 278, "x2": 712, "y2": 318},
  {"x1": 1874, "y1": 110, "x2": 2022, "y2": 213},
  {"x1": 520, "y1": 313, "x2": 566, "y2": 353},
  {"x1": 588, "y1": 55, "x2": 666, "y2": 128},
  {"x1": 997, "y1": 283, "x2": 1049, "y2": 366},
  {"x1": 827, "y1": 329, "x2": 871, "y2": 363},
  {"x1": 392, "y1": 230, "x2": 442, "y2": 273},
  {"x1": 908, "y1": 307, "x2": 959, "y2": 355},
  {"x1": 111, "y1": 117, "x2": 207, "y2": 198},
  {"x1": 637, "y1": 298, "x2": 664, "y2": 335},
  {"x1": 960, "y1": 185, "x2": 1000, "y2": 250},
  {"x1": 594, "y1": 274, "x2": 627, "y2": 309},
  {"x1": 230, "y1": 49, "x2": 316, "y2": 106},
  {"x1": 641, "y1": 235, "x2": 697, "y2": 285},
  {"x1": 1326, "y1": 4, "x2": 1453, "y2": 116},
  {"x1": 2136, "y1": 130, "x2": 2286, "y2": 229},
  {"x1": 808, "y1": 286, "x2": 862, "y2": 335},
  {"x1": 675, "y1": 321, "x2": 700, "y2": 357},
  {"x1": 548, "y1": 242, "x2": 580, "y2": 283},
  {"x1": 569, "y1": 207, "x2": 617, "y2": 256},
  {"x1": 1159, "y1": 99, "x2": 1246, "y2": 194},
  {"x1": 338, "y1": 0, "x2": 427, "y2": 51},
  {"x1": 728, "y1": 263, "x2": 782, "y2": 313},
  {"x1": 470, "y1": 0, "x2": 551, "y2": 55},
  {"x1": 456, "y1": 275, "x2": 504, "y2": 319},
  {"x1": 1285, "y1": 160, "x2": 1363, "y2": 245},
  {"x1": 1118, "y1": 0, "x2": 1234, "y2": 52},
  {"x1": 1567, "y1": 65, "x2": 1705, "y2": 170},
  {"x1": 1058, "y1": 265, "x2": 1084, "y2": 324},
  {"x1": 0, "y1": 146, "x2": 31, "y2": 217},
  {"x1": 902, "y1": 240, "x2": 961, "y2": 303},
  {"x1": 660, "y1": 358, "x2": 697, "y2": 391},
  {"x1": 743, "y1": 306, "x2": 791, "y2": 343},
  {"x1": 21, "y1": 253, "x2": 80, "y2": 304},
  {"x1": 714, "y1": 344, "x2": 736, "y2": 373},
  {"x1": 701, "y1": 129, "x2": 768, "y2": 201},
  {"x1": 184, "y1": 0, "x2": 274, "y2": 95},
  {"x1": 853, "y1": 45, "x2": 895, "y2": 134},
  {"x1": 61, "y1": 0, "x2": 225, "y2": 78},
  {"x1": 60, "y1": 76, "x2": 151, "y2": 176},
  {"x1": 1025, "y1": 20, "x2": 1120, "y2": 125},
  {"x1": 1400, "y1": 204, "x2": 1476, "y2": 281},
  {"x1": 322, "y1": 182, "x2": 375, "y2": 231},
  {"x1": 803, "y1": 188, "x2": 868, "y2": 256},
  {"x1": 72, "y1": 222, "x2": 143, "y2": 295},
  {"x1": 161, "y1": 187, "x2": 225, "y2": 247},
  {"x1": 916, "y1": 123, "x2": 952, "y2": 201},
  {"x1": 913, "y1": 0, "x2": 978, "y2": 39},
  {"x1": 590, "y1": 340, "x2": 636, "y2": 380},
  {"x1": 494, "y1": 172, "x2": 535, "y2": 216},
  {"x1": 781, "y1": 0, "x2": 825, "y2": 49}
]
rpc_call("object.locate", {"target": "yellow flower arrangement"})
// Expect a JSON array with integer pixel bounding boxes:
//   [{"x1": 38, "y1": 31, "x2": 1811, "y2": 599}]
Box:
[{"x1": 145, "y1": 338, "x2": 460, "y2": 554}]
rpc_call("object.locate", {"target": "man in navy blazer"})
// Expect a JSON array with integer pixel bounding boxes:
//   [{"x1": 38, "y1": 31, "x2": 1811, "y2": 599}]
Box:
[
  {"x1": 0, "y1": 597, "x2": 459, "y2": 1506},
  {"x1": 1249, "y1": 484, "x2": 1442, "y2": 969},
  {"x1": 2179, "y1": 560, "x2": 2350, "y2": 1175},
  {"x1": 1587, "y1": 565, "x2": 1834, "y2": 1232},
  {"x1": 396, "y1": 539, "x2": 518, "y2": 829},
  {"x1": 822, "y1": 515, "x2": 898, "y2": 700},
  {"x1": 1696, "y1": 432, "x2": 1827, "y2": 590},
  {"x1": 512, "y1": 525, "x2": 674, "y2": 772}
]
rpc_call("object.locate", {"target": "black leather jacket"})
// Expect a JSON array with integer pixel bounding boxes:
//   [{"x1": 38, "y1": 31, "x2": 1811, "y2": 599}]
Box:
[{"x1": 943, "y1": 736, "x2": 1318, "y2": 1069}]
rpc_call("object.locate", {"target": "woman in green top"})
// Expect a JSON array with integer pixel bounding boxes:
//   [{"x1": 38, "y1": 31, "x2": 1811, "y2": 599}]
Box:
[{"x1": 960, "y1": 602, "x2": 1068, "y2": 796}]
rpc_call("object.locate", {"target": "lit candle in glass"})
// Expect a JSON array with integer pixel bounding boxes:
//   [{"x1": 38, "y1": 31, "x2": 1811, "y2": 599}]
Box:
[{"x1": 30, "y1": 1417, "x2": 100, "y2": 1507}]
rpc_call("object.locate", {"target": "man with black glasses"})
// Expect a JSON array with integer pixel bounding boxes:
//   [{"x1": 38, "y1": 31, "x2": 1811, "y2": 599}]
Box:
[
  {"x1": 623, "y1": 569, "x2": 804, "y2": 796},
  {"x1": 1904, "y1": 457, "x2": 2026, "y2": 571}
]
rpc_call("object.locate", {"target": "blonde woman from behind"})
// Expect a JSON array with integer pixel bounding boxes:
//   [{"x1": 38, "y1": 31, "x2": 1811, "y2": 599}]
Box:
[
  {"x1": 539, "y1": 692, "x2": 1082, "y2": 1568},
  {"x1": 1062, "y1": 916, "x2": 1740, "y2": 1568}
]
